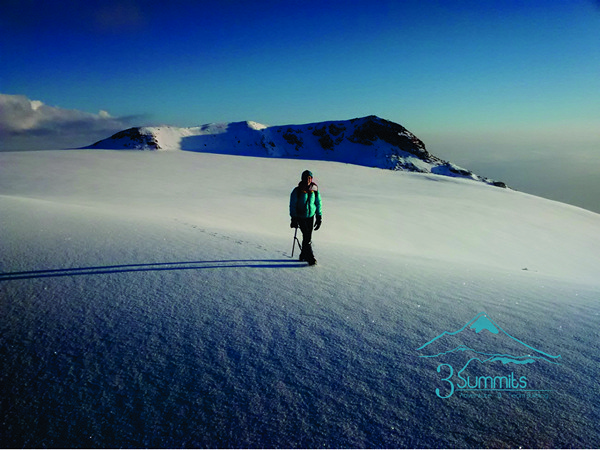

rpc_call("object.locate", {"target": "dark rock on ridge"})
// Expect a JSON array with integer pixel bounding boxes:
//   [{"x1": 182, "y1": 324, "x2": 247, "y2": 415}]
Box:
[{"x1": 84, "y1": 115, "x2": 507, "y2": 188}]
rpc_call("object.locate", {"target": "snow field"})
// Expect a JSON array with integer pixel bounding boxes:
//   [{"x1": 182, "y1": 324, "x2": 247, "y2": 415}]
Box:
[{"x1": 1, "y1": 150, "x2": 599, "y2": 448}]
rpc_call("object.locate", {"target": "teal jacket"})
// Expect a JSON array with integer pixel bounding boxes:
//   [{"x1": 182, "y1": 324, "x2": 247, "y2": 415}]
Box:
[{"x1": 290, "y1": 182, "x2": 323, "y2": 218}]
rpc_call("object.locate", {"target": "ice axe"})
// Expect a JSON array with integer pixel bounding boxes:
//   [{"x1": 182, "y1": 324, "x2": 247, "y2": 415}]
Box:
[{"x1": 291, "y1": 226, "x2": 302, "y2": 258}]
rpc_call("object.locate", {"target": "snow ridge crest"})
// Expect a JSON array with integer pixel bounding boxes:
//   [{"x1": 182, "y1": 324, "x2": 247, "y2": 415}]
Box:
[{"x1": 85, "y1": 115, "x2": 506, "y2": 187}]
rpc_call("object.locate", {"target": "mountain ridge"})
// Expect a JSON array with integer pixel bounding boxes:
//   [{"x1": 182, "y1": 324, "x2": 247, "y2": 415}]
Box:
[{"x1": 85, "y1": 115, "x2": 507, "y2": 187}]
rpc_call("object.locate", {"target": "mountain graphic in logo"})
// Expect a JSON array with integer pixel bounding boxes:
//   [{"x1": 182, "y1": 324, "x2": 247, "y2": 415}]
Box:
[{"x1": 417, "y1": 312, "x2": 561, "y2": 376}]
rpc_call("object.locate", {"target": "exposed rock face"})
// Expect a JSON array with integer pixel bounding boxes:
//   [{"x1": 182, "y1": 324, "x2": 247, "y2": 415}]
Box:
[
  {"x1": 85, "y1": 116, "x2": 507, "y2": 188},
  {"x1": 282, "y1": 129, "x2": 303, "y2": 151},
  {"x1": 97, "y1": 128, "x2": 160, "y2": 149},
  {"x1": 348, "y1": 116, "x2": 430, "y2": 160}
]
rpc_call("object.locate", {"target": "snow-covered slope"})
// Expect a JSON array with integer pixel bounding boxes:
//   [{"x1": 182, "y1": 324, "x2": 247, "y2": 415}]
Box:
[
  {"x1": 1, "y1": 150, "x2": 599, "y2": 448},
  {"x1": 86, "y1": 116, "x2": 507, "y2": 187}
]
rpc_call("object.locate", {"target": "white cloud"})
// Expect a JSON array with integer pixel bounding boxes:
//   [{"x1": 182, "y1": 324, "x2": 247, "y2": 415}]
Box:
[{"x1": 0, "y1": 94, "x2": 142, "y2": 150}]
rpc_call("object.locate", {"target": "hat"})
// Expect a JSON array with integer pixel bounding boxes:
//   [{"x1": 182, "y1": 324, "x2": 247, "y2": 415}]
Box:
[{"x1": 301, "y1": 170, "x2": 313, "y2": 180}]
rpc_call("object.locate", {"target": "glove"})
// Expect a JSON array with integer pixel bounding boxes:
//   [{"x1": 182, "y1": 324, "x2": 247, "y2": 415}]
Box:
[
  {"x1": 290, "y1": 217, "x2": 299, "y2": 228},
  {"x1": 314, "y1": 215, "x2": 322, "y2": 231}
]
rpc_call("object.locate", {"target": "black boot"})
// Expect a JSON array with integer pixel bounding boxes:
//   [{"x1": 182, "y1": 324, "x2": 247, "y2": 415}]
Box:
[{"x1": 303, "y1": 243, "x2": 317, "y2": 265}]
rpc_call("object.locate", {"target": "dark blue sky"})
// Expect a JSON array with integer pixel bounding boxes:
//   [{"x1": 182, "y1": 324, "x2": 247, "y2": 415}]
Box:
[
  {"x1": 1, "y1": 0, "x2": 599, "y2": 211},
  {"x1": 2, "y1": 0, "x2": 598, "y2": 127}
]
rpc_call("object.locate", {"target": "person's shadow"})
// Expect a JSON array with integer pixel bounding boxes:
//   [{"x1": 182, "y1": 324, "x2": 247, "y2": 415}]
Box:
[{"x1": 0, "y1": 259, "x2": 306, "y2": 281}]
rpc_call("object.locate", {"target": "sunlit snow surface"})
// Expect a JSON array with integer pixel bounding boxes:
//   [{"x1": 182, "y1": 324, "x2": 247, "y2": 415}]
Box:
[{"x1": 1, "y1": 150, "x2": 599, "y2": 448}]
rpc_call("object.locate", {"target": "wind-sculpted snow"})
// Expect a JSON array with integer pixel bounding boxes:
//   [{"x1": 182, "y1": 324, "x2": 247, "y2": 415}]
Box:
[
  {"x1": 86, "y1": 115, "x2": 507, "y2": 187},
  {"x1": 1, "y1": 150, "x2": 599, "y2": 448}
]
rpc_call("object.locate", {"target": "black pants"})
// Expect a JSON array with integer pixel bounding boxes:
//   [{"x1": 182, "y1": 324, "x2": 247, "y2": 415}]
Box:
[{"x1": 297, "y1": 216, "x2": 314, "y2": 257}]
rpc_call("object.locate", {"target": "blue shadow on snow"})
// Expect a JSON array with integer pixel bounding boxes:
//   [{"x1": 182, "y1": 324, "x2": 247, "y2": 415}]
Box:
[{"x1": 0, "y1": 260, "x2": 306, "y2": 281}]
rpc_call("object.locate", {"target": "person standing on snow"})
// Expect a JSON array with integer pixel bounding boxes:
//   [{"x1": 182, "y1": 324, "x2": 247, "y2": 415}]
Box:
[{"x1": 290, "y1": 170, "x2": 322, "y2": 265}]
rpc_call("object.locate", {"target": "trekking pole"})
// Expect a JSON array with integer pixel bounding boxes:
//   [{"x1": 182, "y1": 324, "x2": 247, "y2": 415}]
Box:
[{"x1": 291, "y1": 226, "x2": 302, "y2": 258}]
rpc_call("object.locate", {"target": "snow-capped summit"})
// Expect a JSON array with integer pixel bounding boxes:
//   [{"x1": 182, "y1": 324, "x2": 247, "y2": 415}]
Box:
[{"x1": 85, "y1": 116, "x2": 506, "y2": 187}]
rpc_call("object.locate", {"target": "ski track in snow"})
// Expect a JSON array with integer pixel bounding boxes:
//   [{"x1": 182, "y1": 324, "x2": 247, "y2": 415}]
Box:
[{"x1": 1, "y1": 150, "x2": 599, "y2": 448}]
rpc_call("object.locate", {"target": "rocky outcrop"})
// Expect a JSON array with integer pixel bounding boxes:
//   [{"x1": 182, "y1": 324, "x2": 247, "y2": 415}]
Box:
[
  {"x1": 88, "y1": 128, "x2": 160, "y2": 150},
  {"x1": 348, "y1": 116, "x2": 431, "y2": 160}
]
